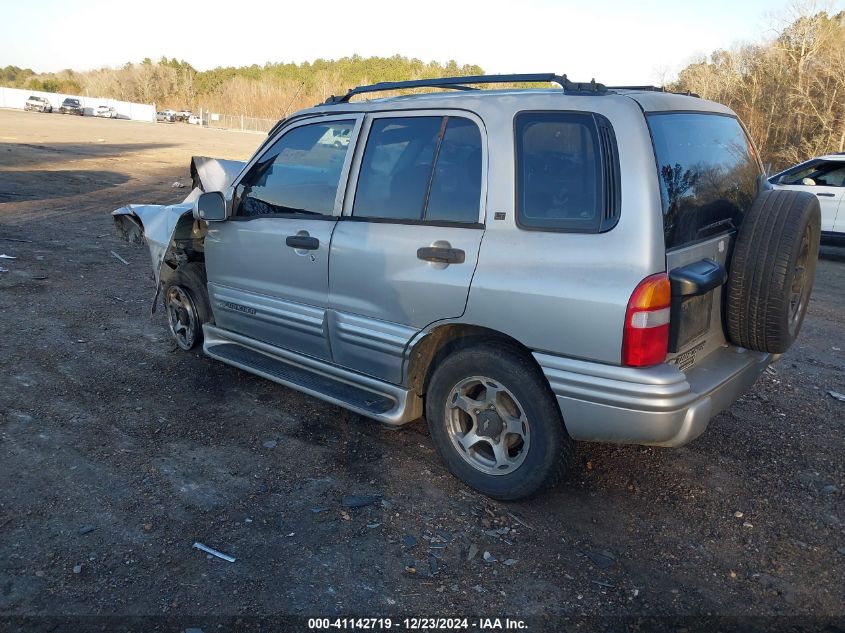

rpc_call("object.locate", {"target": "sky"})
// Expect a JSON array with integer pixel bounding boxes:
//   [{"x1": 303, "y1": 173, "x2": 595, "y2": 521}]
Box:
[{"x1": 1, "y1": 0, "x2": 842, "y2": 84}]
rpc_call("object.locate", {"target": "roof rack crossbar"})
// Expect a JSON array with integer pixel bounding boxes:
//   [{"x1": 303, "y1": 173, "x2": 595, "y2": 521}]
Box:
[{"x1": 324, "y1": 73, "x2": 607, "y2": 104}]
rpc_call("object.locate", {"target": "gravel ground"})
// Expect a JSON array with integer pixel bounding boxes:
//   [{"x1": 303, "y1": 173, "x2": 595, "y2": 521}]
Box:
[{"x1": 0, "y1": 109, "x2": 843, "y2": 632}]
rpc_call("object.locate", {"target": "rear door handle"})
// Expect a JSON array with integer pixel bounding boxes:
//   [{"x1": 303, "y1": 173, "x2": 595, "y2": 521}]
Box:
[
  {"x1": 816, "y1": 192, "x2": 836, "y2": 197},
  {"x1": 417, "y1": 246, "x2": 465, "y2": 264},
  {"x1": 285, "y1": 235, "x2": 319, "y2": 250}
]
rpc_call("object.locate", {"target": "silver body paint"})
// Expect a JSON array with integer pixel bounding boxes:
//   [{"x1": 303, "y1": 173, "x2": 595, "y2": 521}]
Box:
[{"x1": 114, "y1": 90, "x2": 771, "y2": 445}]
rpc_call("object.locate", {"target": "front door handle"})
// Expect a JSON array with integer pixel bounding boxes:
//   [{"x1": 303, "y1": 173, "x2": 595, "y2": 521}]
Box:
[
  {"x1": 816, "y1": 192, "x2": 836, "y2": 197},
  {"x1": 286, "y1": 235, "x2": 319, "y2": 250},
  {"x1": 417, "y1": 246, "x2": 465, "y2": 264}
]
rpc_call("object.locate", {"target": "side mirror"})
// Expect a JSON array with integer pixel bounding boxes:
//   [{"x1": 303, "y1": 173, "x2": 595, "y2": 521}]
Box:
[{"x1": 194, "y1": 191, "x2": 227, "y2": 222}]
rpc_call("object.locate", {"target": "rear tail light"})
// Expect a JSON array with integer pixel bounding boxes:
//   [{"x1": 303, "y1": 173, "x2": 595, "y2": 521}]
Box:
[{"x1": 622, "y1": 273, "x2": 671, "y2": 367}]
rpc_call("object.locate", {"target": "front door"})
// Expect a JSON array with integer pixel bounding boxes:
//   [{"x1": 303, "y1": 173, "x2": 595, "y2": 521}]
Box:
[
  {"x1": 328, "y1": 113, "x2": 486, "y2": 382},
  {"x1": 775, "y1": 158, "x2": 845, "y2": 233},
  {"x1": 205, "y1": 116, "x2": 361, "y2": 360}
]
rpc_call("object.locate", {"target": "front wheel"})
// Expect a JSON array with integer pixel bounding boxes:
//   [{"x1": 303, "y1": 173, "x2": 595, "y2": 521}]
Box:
[
  {"x1": 426, "y1": 343, "x2": 573, "y2": 500},
  {"x1": 162, "y1": 262, "x2": 212, "y2": 350}
]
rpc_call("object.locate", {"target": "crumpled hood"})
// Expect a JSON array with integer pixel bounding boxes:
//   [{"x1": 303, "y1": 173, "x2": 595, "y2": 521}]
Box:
[
  {"x1": 111, "y1": 155, "x2": 247, "y2": 308},
  {"x1": 189, "y1": 156, "x2": 245, "y2": 196}
]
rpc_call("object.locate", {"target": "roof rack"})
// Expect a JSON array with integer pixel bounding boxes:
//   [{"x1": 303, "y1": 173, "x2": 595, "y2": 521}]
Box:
[
  {"x1": 606, "y1": 85, "x2": 700, "y2": 98},
  {"x1": 323, "y1": 73, "x2": 607, "y2": 104}
]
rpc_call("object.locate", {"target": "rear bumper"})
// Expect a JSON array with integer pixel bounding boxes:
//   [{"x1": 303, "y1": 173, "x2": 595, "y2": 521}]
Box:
[{"x1": 534, "y1": 346, "x2": 774, "y2": 447}]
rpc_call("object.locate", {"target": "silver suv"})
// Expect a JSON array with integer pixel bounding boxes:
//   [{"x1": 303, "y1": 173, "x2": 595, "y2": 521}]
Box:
[{"x1": 114, "y1": 74, "x2": 821, "y2": 500}]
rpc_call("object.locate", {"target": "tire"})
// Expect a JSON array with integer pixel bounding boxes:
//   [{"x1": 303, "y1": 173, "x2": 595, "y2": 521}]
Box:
[
  {"x1": 726, "y1": 189, "x2": 820, "y2": 353},
  {"x1": 425, "y1": 343, "x2": 574, "y2": 500},
  {"x1": 162, "y1": 262, "x2": 212, "y2": 350}
]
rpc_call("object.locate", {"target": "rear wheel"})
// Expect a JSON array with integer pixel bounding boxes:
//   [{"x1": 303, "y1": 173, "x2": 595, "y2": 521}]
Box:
[
  {"x1": 162, "y1": 262, "x2": 212, "y2": 350},
  {"x1": 426, "y1": 343, "x2": 573, "y2": 500}
]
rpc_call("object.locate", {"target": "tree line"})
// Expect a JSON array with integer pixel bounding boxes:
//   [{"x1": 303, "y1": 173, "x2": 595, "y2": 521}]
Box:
[
  {"x1": 2, "y1": 7, "x2": 843, "y2": 171},
  {"x1": 1, "y1": 55, "x2": 483, "y2": 120},
  {"x1": 671, "y1": 8, "x2": 845, "y2": 171}
]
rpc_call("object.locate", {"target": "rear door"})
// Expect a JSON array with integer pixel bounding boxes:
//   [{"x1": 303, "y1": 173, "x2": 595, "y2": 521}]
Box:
[
  {"x1": 204, "y1": 116, "x2": 361, "y2": 360},
  {"x1": 647, "y1": 112, "x2": 763, "y2": 369},
  {"x1": 327, "y1": 112, "x2": 486, "y2": 383}
]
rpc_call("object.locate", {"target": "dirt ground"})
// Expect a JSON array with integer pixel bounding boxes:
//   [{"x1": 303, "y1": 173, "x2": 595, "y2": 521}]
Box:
[{"x1": 0, "y1": 108, "x2": 843, "y2": 632}]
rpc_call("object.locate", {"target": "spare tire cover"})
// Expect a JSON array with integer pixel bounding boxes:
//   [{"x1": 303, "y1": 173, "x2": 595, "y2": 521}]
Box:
[{"x1": 726, "y1": 189, "x2": 820, "y2": 354}]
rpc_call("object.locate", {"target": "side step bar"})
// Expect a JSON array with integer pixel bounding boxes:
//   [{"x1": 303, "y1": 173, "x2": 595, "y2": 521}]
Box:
[{"x1": 202, "y1": 325, "x2": 422, "y2": 426}]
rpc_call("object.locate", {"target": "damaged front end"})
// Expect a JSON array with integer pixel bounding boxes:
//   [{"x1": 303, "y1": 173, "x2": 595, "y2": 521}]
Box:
[{"x1": 112, "y1": 156, "x2": 245, "y2": 312}]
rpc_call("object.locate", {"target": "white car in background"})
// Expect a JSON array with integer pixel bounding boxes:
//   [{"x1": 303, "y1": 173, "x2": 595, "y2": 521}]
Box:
[
  {"x1": 187, "y1": 114, "x2": 202, "y2": 125},
  {"x1": 24, "y1": 95, "x2": 52, "y2": 112},
  {"x1": 770, "y1": 153, "x2": 845, "y2": 244},
  {"x1": 94, "y1": 105, "x2": 117, "y2": 118}
]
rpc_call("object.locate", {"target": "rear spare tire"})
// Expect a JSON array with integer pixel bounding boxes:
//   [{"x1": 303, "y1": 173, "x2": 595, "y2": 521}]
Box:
[{"x1": 726, "y1": 189, "x2": 820, "y2": 353}]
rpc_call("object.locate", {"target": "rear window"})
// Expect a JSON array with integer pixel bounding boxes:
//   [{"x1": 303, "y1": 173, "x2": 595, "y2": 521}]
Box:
[{"x1": 648, "y1": 113, "x2": 761, "y2": 250}]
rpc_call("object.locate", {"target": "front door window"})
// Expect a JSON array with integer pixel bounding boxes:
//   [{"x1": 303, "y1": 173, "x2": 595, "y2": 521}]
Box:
[{"x1": 235, "y1": 120, "x2": 356, "y2": 218}]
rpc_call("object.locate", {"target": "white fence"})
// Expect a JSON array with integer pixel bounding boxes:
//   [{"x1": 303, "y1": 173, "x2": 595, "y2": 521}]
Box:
[
  {"x1": 0, "y1": 86, "x2": 155, "y2": 122},
  {"x1": 205, "y1": 111, "x2": 276, "y2": 134}
]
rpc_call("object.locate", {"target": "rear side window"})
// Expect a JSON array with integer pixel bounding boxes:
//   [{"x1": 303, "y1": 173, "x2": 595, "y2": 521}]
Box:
[
  {"x1": 353, "y1": 115, "x2": 482, "y2": 224},
  {"x1": 648, "y1": 113, "x2": 762, "y2": 250},
  {"x1": 515, "y1": 112, "x2": 618, "y2": 232}
]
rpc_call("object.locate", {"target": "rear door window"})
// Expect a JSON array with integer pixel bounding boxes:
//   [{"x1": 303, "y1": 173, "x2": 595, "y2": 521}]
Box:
[
  {"x1": 353, "y1": 115, "x2": 483, "y2": 224},
  {"x1": 354, "y1": 117, "x2": 441, "y2": 221},
  {"x1": 648, "y1": 113, "x2": 762, "y2": 249},
  {"x1": 424, "y1": 118, "x2": 482, "y2": 223}
]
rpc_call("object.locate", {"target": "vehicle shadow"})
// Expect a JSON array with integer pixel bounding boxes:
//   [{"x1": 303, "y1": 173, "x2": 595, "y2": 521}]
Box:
[
  {"x1": 0, "y1": 141, "x2": 177, "y2": 163},
  {"x1": 0, "y1": 169, "x2": 131, "y2": 203}
]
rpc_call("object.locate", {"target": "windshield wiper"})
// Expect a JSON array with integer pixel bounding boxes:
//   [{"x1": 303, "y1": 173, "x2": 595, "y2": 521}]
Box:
[{"x1": 697, "y1": 217, "x2": 736, "y2": 235}]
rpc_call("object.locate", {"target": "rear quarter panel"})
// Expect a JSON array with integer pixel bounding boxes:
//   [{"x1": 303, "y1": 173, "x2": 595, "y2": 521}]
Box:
[{"x1": 461, "y1": 96, "x2": 665, "y2": 364}]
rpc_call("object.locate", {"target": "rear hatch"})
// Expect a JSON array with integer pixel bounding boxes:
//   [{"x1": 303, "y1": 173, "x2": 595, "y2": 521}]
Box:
[{"x1": 646, "y1": 111, "x2": 763, "y2": 371}]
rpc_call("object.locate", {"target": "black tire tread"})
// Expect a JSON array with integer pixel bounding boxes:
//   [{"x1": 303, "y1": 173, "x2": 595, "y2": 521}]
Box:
[{"x1": 726, "y1": 189, "x2": 820, "y2": 353}]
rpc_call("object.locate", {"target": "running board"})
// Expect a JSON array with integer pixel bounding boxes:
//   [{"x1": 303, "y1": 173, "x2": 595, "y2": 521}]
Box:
[{"x1": 202, "y1": 325, "x2": 422, "y2": 426}]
